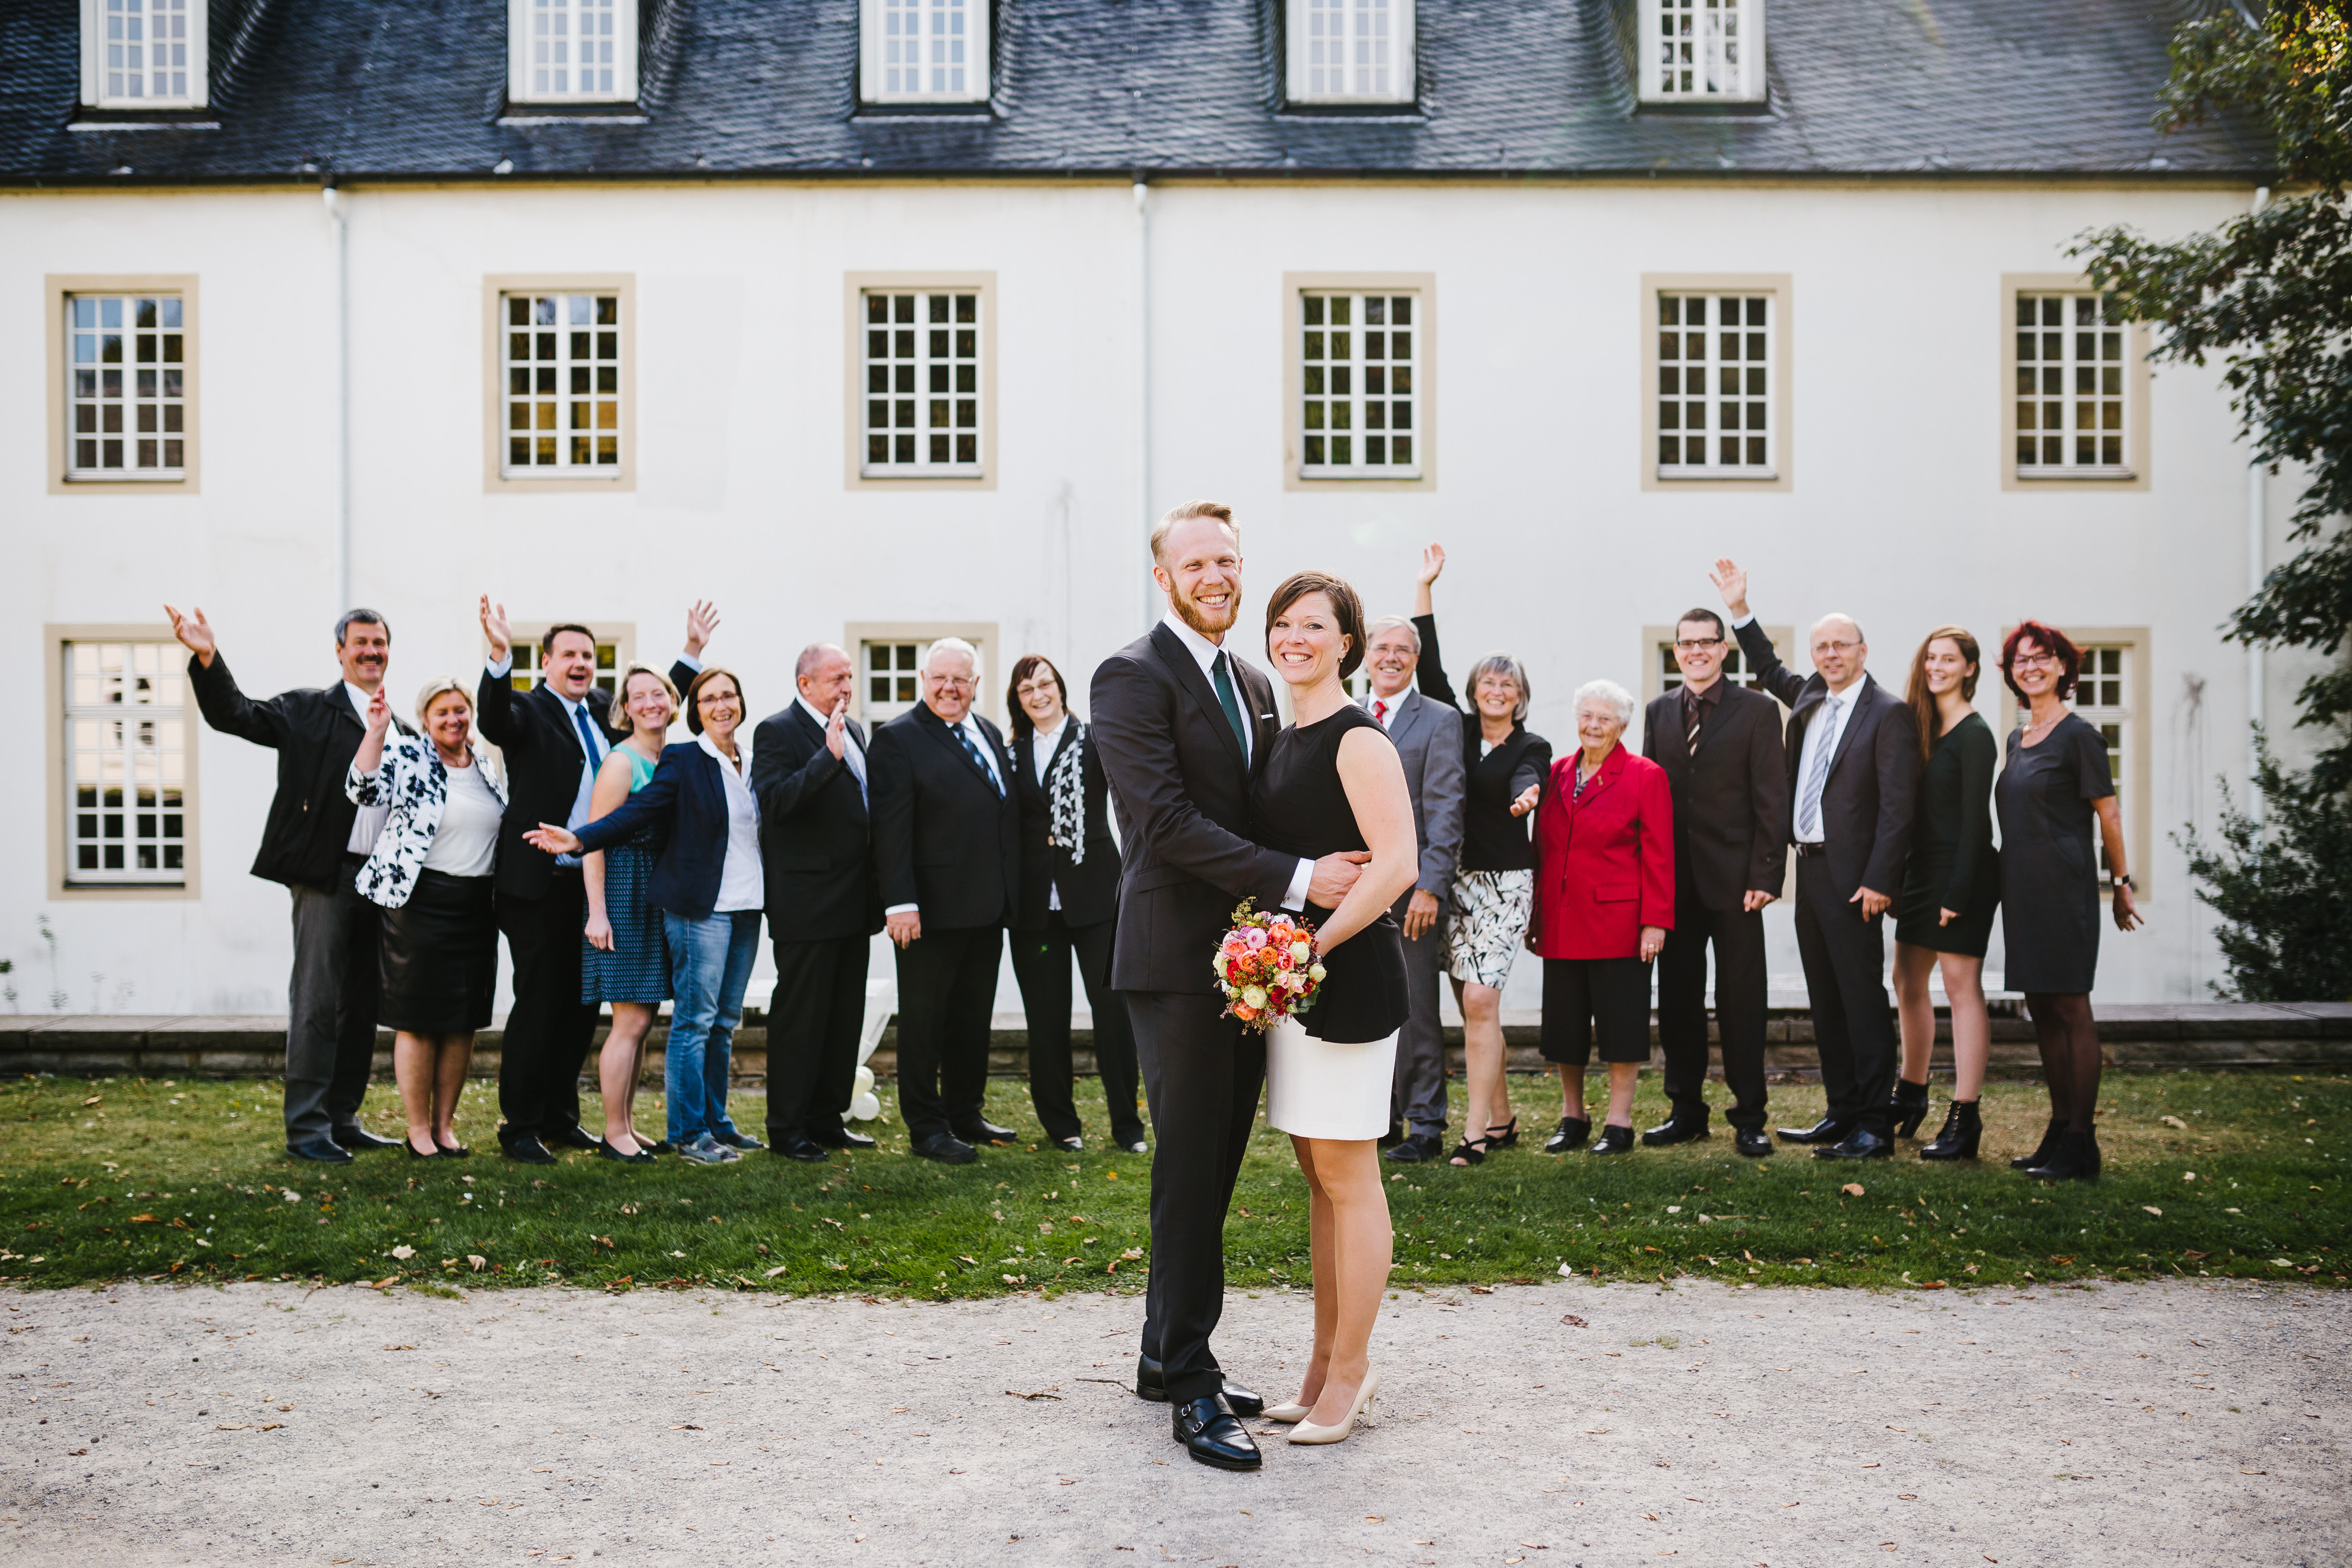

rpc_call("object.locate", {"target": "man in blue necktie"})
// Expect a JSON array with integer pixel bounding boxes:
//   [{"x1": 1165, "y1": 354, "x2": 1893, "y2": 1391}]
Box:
[{"x1": 868, "y1": 637, "x2": 1023, "y2": 1164}]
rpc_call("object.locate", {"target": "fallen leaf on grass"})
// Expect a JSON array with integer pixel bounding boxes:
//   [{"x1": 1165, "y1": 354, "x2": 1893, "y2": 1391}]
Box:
[
  {"x1": 2161, "y1": 1115, "x2": 2187, "y2": 1128},
  {"x1": 382, "y1": 1344, "x2": 415, "y2": 1352},
  {"x1": 390, "y1": 1246, "x2": 415, "y2": 1261},
  {"x1": 2143, "y1": 1206, "x2": 2163, "y2": 1217},
  {"x1": 1841, "y1": 1184, "x2": 1866, "y2": 1197}
]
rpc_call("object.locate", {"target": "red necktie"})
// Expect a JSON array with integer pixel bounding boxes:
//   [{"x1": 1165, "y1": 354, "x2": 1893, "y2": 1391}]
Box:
[{"x1": 1373, "y1": 699, "x2": 1388, "y2": 725}]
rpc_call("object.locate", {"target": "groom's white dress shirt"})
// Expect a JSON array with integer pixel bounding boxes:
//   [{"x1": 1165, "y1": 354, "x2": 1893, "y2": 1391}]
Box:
[{"x1": 1160, "y1": 610, "x2": 1314, "y2": 913}]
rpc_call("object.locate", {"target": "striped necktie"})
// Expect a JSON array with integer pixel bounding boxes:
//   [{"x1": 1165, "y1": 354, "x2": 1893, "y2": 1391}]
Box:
[
  {"x1": 1796, "y1": 694, "x2": 1842, "y2": 839},
  {"x1": 952, "y1": 721, "x2": 1003, "y2": 797}
]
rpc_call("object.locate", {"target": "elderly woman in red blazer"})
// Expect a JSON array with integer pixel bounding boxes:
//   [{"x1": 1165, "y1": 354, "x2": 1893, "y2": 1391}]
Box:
[{"x1": 1528, "y1": 678, "x2": 1675, "y2": 1156}]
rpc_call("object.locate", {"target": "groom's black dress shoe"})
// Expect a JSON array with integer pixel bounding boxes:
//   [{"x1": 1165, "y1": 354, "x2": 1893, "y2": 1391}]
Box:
[
  {"x1": 544, "y1": 1123, "x2": 605, "y2": 1153},
  {"x1": 1172, "y1": 1396, "x2": 1261, "y2": 1472},
  {"x1": 806, "y1": 1123, "x2": 878, "y2": 1151},
  {"x1": 1734, "y1": 1128, "x2": 1774, "y2": 1157},
  {"x1": 1135, "y1": 1355, "x2": 1264, "y2": 1418},
  {"x1": 331, "y1": 1123, "x2": 400, "y2": 1152},
  {"x1": 1640, "y1": 1115, "x2": 1709, "y2": 1147},
  {"x1": 954, "y1": 1117, "x2": 1017, "y2": 1146},
  {"x1": 1776, "y1": 1116, "x2": 1851, "y2": 1146},
  {"x1": 1813, "y1": 1127, "x2": 1893, "y2": 1161},
  {"x1": 1383, "y1": 1131, "x2": 1442, "y2": 1164},
  {"x1": 912, "y1": 1133, "x2": 978, "y2": 1165}
]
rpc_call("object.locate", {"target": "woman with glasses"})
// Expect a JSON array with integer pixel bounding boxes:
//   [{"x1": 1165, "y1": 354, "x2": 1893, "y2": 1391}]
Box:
[{"x1": 1996, "y1": 622, "x2": 2141, "y2": 1181}]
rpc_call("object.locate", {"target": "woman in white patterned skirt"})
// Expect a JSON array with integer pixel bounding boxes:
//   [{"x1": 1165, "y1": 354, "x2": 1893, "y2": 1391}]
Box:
[{"x1": 1412, "y1": 546, "x2": 1553, "y2": 1164}]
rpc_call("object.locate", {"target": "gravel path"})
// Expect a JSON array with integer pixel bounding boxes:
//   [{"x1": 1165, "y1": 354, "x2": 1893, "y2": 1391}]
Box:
[{"x1": 3, "y1": 1279, "x2": 2342, "y2": 1566}]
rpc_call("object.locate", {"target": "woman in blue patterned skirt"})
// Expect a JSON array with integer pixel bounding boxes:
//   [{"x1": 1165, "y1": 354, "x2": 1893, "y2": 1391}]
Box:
[{"x1": 581, "y1": 663, "x2": 679, "y2": 1162}]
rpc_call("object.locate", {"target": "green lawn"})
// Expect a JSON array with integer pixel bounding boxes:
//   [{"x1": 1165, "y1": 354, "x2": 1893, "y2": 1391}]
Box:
[{"x1": 2, "y1": 1068, "x2": 2343, "y2": 1296}]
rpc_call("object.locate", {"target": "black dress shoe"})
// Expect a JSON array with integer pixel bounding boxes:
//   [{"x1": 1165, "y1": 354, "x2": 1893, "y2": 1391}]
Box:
[
  {"x1": 287, "y1": 1136, "x2": 354, "y2": 1164},
  {"x1": 772, "y1": 1133, "x2": 829, "y2": 1162},
  {"x1": 1588, "y1": 1124, "x2": 1636, "y2": 1155},
  {"x1": 1813, "y1": 1127, "x2": 1893, "y2": 1160},
  {"x1": 1050, "y1": 1136, "x2": 1085, "y2": 1154},
  {"x1": 1776, "y1": 1117, "x2": 1850, "y2": 1145},
  {"x1": 953, "y1": 1117, "x2": 1017, "y2": 1146},
  {"x1": 1641, "y1": 1115, "x2": 1710, "y2": 1147},
  {"x1": 1734, "y1": 1128, "x2": 1774, "y2": 1157},
  {"x1": 716, "y1": 1130, "x2": 766, "y2": 1152},
  {"x1": 501, "y1": 1135, "x2": 558, "y2": 1165},
  {"x1": 1123, "y1": 1139, "x2": 1150, "y2": 1154},
  {"x1": 1545, "y1": 1116, "x2": 1591, "y2": 1154},
  {"x1": 1135, "y1": 1355, "x2": 1264, "y2": 1417},
  {"x1": 805, "y1": 1123, "x2": 878, "y2": 1151},
  {"x1": 1383, "y1": 1131, "x2": 1442, "y2": 1164},
  {"x1": 331, "y1": 1124, "x2": 401, "y2": 1152},
  {"x1": 912, "y1": 1132, "x2": 978, "y2": 1165},
  {"x1": 1172, "y1": 1396, "x2": 1261, "y2": 1472},
  {"x1": 1377, "y1": 1125, "x2": 1406, "y2": 1149},
  {"x1": 543, "y1": 1123, "x2": 605, "y2": 1153}
]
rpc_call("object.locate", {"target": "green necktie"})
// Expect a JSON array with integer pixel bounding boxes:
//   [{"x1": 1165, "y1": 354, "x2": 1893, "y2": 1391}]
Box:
[{"x1": 1211, "y1": 650, "x2": 1249, "y2": 756}]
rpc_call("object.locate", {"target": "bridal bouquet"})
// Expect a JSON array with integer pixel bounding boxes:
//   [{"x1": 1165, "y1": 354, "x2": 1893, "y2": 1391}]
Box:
[{"x1": 1213, "y1": 899, "x2": 1325, "y2": 1032}]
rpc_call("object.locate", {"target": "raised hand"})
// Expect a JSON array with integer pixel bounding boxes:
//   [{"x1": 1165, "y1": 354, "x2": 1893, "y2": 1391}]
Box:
[
  {"x1": 480, "y1": 596, "x2": 512, "y2": 663},
  {"x1": 363, "y1": 686, "x2": 392, "y2": 735},
  {"x1": 522, "y1": 823, "x2": 583, "y2": 856},
  {"x1": 1417, "y1": 543, "x2": 1446, "y2": 586},
  {"x1": 685, "y1": 599, "x2": 722, "y2": 659},
  {"x1": 164, "y1": 604, "x2": 216, "y2": 666},
  {"x1": 826, "y1": 698, "x2": 848, "y2": 761},
  {"x1": 1709, "y1": 558, "x2": 1750, "y2": 620}
]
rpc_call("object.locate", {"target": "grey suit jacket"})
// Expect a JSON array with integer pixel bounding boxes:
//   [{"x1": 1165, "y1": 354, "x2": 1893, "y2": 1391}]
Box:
[{"x1": 1370, "y1": 687, "x2": 1467, "y2": 906}]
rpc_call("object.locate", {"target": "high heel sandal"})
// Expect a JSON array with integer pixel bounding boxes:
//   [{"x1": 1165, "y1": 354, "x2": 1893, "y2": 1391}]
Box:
[
  {"x1": 1889, "y1": 1079, "x2": 1930, "y2": 1140},
  {"x1": 1484, "y1": 1116, "x2": 1521, "y2": 1151},
  {"x1": 1447, "y1": 1136, "x2": 1489, "y2": 1167},
  {"x1": 1287, "y1": 1368, "x2": 1380, "y2": 1445}
]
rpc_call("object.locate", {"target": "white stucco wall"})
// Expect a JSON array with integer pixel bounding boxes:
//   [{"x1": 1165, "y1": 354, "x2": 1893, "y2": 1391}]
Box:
[{"x1": 1, "y1": 176, "x2": 2265, "y2": 1017}]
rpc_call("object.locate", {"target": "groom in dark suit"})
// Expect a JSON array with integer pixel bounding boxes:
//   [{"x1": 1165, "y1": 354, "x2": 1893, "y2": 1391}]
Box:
[{"x1": 1089, "y1": 501, "x2": 1369, "y2": 1472}]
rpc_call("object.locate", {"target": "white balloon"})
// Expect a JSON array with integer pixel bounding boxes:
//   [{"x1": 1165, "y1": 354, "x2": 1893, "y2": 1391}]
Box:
[{"x1": 849, "y1": 1090, "x2": 881, "y2": 1121}]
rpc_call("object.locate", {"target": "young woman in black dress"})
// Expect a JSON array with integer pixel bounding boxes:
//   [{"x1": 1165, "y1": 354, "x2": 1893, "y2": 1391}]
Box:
[
  {"x1": 1889, "y1": 628, "x2": 1999, "y2": 1158},
  {"x1": 1997, "y1": 621, "x2": 2142, "y2": 1181},
  {"x1": 1251, "y1": 571, "x2": 1418, "y2": 1446}
]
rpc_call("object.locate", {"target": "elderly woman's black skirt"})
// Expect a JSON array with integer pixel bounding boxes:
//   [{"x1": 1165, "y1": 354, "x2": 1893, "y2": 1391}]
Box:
[{"x1": 379, "y1": 869, "x2": 498, "y2": 1034}]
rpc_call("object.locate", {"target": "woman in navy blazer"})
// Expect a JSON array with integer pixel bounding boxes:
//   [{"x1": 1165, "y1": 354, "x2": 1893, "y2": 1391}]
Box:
[{"x1": 528, "y1": 667, "x2": 765, "y2": 1166}]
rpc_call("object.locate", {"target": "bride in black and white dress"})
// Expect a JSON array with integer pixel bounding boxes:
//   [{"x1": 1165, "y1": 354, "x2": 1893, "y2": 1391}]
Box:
[{"x1": 1248, "y1": 571, "x2": 1420, "y2": 1445}]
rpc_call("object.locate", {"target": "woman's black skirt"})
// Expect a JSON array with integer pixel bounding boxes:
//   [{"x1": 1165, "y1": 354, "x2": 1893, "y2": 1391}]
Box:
[{"x1": 379, "y1": 868, "x2": 498, "y2": 1034}]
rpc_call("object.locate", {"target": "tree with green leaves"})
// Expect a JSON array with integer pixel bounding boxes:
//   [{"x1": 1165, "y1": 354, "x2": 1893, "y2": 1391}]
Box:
[{"x1": 2072, "y1": 2, "x2": 2352, "y2": 1001}]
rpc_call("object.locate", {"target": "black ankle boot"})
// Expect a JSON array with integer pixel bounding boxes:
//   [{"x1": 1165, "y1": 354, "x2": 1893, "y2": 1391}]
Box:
[
  {"x1": 1889, "y1": 1078, "x2": 1931, "y2": 1139},
  {"x1": 2010, "y1": 1117, "x2": 2064, "y2": 1170},
  {"x1": 2022, "y1": 1127, "x2": 2100, "y2": 1182},
  {"x1": 1919, "y1": 1099, "x2": 1981, "y2": 1161}
]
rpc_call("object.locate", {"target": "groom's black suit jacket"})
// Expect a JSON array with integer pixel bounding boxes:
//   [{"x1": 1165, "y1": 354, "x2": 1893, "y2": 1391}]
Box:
[{"x1": 1090, "y1": 622, "x2": 1297, "y2": 993}]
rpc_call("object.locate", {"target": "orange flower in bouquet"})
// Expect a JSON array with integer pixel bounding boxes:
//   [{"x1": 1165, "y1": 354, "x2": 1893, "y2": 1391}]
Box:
[{"x1": 1212, "y1": 898, "x2": 1325, "y2": 1032}]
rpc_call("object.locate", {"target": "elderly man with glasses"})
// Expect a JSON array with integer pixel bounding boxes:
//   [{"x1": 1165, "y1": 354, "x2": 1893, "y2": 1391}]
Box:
[{"x1": 1639, "y1": 605, "x2": 1789, "y2": 1156}]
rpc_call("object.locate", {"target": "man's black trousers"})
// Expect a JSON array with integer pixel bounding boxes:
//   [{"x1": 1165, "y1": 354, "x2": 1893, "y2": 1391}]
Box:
[{"x1": 1656, "y1": 902, "x2": 1771, "y2": 1132}]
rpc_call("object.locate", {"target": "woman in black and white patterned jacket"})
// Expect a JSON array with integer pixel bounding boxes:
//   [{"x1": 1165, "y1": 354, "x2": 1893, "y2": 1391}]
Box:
[{"x1": 348, "y1": 677, "x2": 508, "y2": 1159}]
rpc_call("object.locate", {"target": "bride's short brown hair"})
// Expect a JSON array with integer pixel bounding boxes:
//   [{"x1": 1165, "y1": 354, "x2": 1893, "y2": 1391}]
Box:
[{"x1": 1263, "y1": 571, "x2": 1367, "y2": 681}]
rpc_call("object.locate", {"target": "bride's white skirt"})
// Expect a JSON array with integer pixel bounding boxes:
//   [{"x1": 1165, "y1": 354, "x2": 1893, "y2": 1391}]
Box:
[{"x1": 1264, "y1": 1014, "x2": 1399, "y2": 1140}]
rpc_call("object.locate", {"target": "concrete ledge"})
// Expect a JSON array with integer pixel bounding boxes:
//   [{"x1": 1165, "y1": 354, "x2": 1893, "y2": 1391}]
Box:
[{"x1": 2, "y1": 1001, "x2": 2348, "y2": 1083}]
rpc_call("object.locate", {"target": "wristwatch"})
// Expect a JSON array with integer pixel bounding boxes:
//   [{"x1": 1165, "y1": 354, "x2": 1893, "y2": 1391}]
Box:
[{"x1": 2110, "y1": 874, "x2": 2135, "y2": 892}]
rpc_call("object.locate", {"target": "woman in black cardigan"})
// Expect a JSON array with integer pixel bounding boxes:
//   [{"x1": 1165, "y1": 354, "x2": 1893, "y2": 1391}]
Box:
[
  {"x1": 1413, "y1": 546, "x2": 1555, "y2": 1161},
  {"x1": 1006, "y1": 655, "x2": 1146, "y2": 1155}
]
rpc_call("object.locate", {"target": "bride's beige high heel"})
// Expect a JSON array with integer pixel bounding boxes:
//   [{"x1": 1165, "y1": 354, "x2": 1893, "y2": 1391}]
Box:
[{"x1": 1286, "y1": 1367, "x2": 1379, "y2": 1444}]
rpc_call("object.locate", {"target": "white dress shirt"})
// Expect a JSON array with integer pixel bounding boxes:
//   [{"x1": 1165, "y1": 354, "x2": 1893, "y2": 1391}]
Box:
[
  {"x1": 796, "y1": 693, "x2": 868, "y2": 801},
  {"x1": 343, "y1": 682, "x2": 394, "y2": 855},
  {"x1": 1732, "y1": 612, "x2": 1863, "y2": 845},
  {"x1": 1363, "y1": 687, "x2": 1409, "y2": 730},
  {"x1": 1032, "y1": 714, "x2": 1067, "y2": 913},
  {"x1": 1159, "y1": 610, "x2": 1313, "y2": 912},
  {"x1": 698, "y1": 731, "x2": 764, "y2": 913}
]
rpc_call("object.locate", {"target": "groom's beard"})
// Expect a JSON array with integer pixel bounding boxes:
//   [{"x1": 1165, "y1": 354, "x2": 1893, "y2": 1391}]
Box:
[{"x1": 1169, "y1": 580, "x2": 1241, "y2": 641}]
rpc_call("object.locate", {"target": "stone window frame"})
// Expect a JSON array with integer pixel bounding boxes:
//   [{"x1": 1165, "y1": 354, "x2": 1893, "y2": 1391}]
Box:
[
  {"x1": 46, "y1": 274, "x2": 201, "y2": 496},
  {"x1": 1640, "y1": 271, "x2": 1793, "y2": 494},
  {"x1": 46, "y1": 624, "x2": 203, "y2": 902},
  {"x1": 482, "y1": 273, "x2": 637, "y2": 495},
  {"x1": 1284, "y1": 271, "x2": 1437, "y2": 492},
  {"x1": 2002, "y1": 272, "x2": 2152, "y2": 493},
  {"x1": 843, "y1": 272, "x2": 998, "y2": 491}
]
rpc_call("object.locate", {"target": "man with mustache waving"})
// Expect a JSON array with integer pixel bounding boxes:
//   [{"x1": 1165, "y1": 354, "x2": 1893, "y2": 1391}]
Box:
[{"x1": 1089, "y1": 501, "x2": 1370, "y2": 1472}]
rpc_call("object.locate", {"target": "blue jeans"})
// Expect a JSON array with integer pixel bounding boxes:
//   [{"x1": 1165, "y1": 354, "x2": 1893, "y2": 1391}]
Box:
[{"x1": 662, "y1": 910, "x2": 761, "y2": 1146}]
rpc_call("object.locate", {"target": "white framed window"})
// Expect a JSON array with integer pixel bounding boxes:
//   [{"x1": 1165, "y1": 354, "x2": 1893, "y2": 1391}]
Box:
[
  {"x1": 1655, "y1": 290, "x2": 1776, "y2": 478},
  {"x1": 508, "y1": 0, "x2": 638, "y2": 103},
  {"x1": 64, "y1": 291, "x2": 188, "y2": 480},
  {"x1": 499, "y1": 289, "x2": 625, "y2": 477},
  {"x1": 64, "y1": 640, "x2": 189, "y2": 886},
  {"x1": 1298, "y1": 289, "x2": 1421, "y2": 478},
  {"x1": 81, "y1": 0, "x2": 206, "y2": 108},
  {"x1": 861, "y1": 0, "x2": 990, "y2": 104},
  {"x1": 860, "y1": 288, "x2": 984, "y2": 476},
  {"x1": 2015, "y1": 291, "x2": 2130, "y2": 477},
  {"x1": 1640, "y1": 0, "x2": 1763, "y2": 102},
  {"x1": 1288, "y1": 0, "x2": 1415, "y2": 104}
]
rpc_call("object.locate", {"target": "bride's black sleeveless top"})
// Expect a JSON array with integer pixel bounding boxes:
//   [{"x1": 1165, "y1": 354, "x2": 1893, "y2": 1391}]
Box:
[{"x1": 1248, "y1": 702, "x2": 1411, "y2": 1044}]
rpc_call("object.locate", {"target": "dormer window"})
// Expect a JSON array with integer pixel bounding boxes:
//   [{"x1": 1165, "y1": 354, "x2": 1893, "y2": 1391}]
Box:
[
  {"x1": 81, "y1": 0, "x2": 206, "y2": 109},
  {"x1": 861, "y1": 0, "x2": 991, "y2": 105},
  {"x1": 508, "y1": 0, "x2": 638, "y2": 104},
  {"x1": 1286, "y1": 0, "x2": 1416, "y2": 106},
  {"x1": 1640, "y1": 0, "x2": 1764, "y2": 103}
]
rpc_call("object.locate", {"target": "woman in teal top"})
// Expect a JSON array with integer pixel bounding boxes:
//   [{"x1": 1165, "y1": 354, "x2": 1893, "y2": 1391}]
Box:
[
  {"x1": 581, "y1": 665, "x2": 678, "y2": 1162},
  {"x1": 1891, "y1": 628, "x2": 2000, "y2": 1159}
]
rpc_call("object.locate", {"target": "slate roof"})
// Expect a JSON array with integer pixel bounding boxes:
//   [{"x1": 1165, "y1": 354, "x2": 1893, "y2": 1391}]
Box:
[{"x1": 0, "y1": 0, "x2": 2271, "y2": 186}]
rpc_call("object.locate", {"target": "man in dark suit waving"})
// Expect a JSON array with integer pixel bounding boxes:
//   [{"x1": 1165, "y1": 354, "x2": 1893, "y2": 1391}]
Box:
[
  {"x1": 1714, "y1": 559, "x2": 1918, "y2": 1161},
  {"x1": 868, "y1": 637, "x2": 1021, "y2": 1166},
  {"x1": 750, "y1": 642, "x2": 883, "y2": 1163},
  {"x1": 1089, "y1": 500, "x2": 1369, "y2": 1472},
  {"x1": 1642, "y1": 606, "x2": 1788, "y2": 1157}
]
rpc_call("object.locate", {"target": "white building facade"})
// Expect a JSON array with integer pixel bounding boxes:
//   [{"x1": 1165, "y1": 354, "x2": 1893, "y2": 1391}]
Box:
[{"x1": 2, "y1": 0, "x2": 2280, "y2": 1016}]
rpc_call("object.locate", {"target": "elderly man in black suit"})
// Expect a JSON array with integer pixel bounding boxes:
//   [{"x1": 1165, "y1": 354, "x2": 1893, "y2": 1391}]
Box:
[
  {"x1": 476, "y1": 596, "x2": 708, "y2": 1165},
  {"x1": 1089, "y1": 500, "x2": 1370, "y2": 1472},
  {"x1": 170, "y1": 602, "x2": 404, "y2": 1165},
  {"x1": 750, "y1": 641, "x2": 884, "y2": 1164},
  {"x1": 869, "y1": 637, "x2": 1022, "y2": 1166},
  {"x1": 1360, "y1": 609, "x2": 1466, "y2": 1166},
  {"x1": 1714, "y1": 560, "x2": 1918, "y2": 1161},
  {"x1": 1640, "y1": 605, "x2": 1788, "y2": 1158}
]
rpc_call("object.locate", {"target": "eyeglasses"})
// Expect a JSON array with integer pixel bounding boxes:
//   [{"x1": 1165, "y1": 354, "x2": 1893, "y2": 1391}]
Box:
[
  {"x1": 1014, "y1": 680, "x2": 1060, "y2": 699},
  {"x1": 1674, "y1": 638, "x2": 1725, "y2": 652},
  {"x1": 1811, "y1": 639, "x2": 1861, "y2": 655},
  {"x1": 2010, "y1": 652, "x2": 2061, "y2": 669},
  {"x1": 930, "y1": 676, "x2": 976, "y2": 690}
]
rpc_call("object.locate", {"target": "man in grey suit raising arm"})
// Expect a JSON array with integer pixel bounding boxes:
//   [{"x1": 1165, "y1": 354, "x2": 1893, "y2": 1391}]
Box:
[{"x1": 1361, "y1": 611, "x2": 1466, "y2": 1165}]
